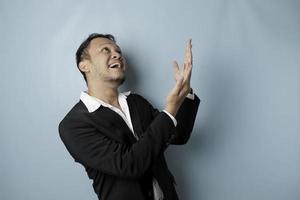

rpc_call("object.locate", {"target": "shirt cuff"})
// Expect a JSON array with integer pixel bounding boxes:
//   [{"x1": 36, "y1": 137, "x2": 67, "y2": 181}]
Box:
[
  {"x1": 163, "y1": 110, "x2": 177, "y2": 127},
  {"x1": 186, "y1": 93, "x2": 195, "y2": 100}
]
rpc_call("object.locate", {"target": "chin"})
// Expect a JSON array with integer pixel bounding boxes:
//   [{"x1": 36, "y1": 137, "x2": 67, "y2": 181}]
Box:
[
  {"x1": 118, "y1": 78, "x2": 126, "y2": 85},
  {"x1": 110, "y1": 76, "x2": 126, "y2": 86}
]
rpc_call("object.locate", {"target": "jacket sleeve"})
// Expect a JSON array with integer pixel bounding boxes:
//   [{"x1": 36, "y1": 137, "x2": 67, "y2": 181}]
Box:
[
  {"x1": 137, "y1": 94, "x2": 200, "y2": 145},
  {"x1": 58, "y1": 111, "x2": 175, "y2": 179},
  {"x1": 170, "y1": 94, "x2": 200, "y2": 145}
]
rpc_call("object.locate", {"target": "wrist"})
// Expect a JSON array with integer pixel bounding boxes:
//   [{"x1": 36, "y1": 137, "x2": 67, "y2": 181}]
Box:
[{"x1": 164, "y1": 104, "x2": 179, "y2": 117}]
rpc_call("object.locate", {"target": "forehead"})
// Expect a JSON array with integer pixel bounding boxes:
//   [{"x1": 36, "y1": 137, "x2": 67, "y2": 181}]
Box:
[{"x1": 89, "y1": 37, "x2": 119, "y2": 50}]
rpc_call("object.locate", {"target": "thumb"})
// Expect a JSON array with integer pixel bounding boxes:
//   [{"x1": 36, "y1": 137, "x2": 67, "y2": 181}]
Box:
[{"x1": 172, "y1": 75, "x2": 184, "y2": 95}]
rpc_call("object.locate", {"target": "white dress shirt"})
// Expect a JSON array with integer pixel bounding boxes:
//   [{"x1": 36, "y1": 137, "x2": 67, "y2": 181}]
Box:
[{"x1": 80, "y1": 91, "x2": 194, "y2": 200}]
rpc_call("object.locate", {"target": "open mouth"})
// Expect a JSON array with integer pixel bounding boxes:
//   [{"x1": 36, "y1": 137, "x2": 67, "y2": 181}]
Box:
[{"x1": 109, "y1": 62, "x2": 122, "y2": 69}]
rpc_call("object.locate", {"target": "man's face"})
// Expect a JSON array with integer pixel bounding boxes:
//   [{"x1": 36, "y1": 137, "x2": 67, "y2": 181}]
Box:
[{"x1": 86, "y1": 37, "x2": 126, "y2": 85}]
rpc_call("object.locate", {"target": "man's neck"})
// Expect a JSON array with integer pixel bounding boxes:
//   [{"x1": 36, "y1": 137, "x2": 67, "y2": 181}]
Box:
[{"x1": 87, "y1": 81, "x2": 120, "y2": 106}]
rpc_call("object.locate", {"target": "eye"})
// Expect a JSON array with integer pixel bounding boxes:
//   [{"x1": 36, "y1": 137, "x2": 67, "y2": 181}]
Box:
[
  {"x1": 101, "y1": 47, "x2": 110, "y2": 53},
  {"x1": 116, "y1": 49, "x2": 122, "y2": 54}
]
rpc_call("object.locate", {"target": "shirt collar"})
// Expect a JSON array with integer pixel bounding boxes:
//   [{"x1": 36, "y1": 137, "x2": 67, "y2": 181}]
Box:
[{"x1": 80, "y1": 91, "x2": 131, "y2": 113}]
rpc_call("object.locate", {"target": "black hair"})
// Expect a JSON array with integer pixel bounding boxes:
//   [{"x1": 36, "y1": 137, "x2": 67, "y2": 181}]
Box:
[{"x1": 75, "y1": 33, "x2": 116, "y2": 85}]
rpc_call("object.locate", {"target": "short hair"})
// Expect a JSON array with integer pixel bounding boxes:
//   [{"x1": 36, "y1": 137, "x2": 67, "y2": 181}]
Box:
[{"x1": 75, "y1": 33, "x2": 116, "y2": 85}]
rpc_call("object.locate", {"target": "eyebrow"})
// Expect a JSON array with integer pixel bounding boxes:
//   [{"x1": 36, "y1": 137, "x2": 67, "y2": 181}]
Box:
[{"x1": 98, "y1": 43, "x2": 121, "y2": 51}]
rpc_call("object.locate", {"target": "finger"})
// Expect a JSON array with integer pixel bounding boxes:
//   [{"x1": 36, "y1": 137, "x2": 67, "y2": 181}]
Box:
[
  {"x1": 183, "y1": 63, "x2": 191, "y2": 77},
  {"x1": 173, "y1": 61, "x2": 180, "y2": 73},
  {"x1": 183, "y1": 62, "x2": 192, "y2": 83},
  {"x1": 187, "y1": 39, "x2": 192, "y2": 65},
  {"x1": 184, "y1": 39, "x2": 193, "y2": 65},
  {"x1": 173, "y1": 75, "x2": 184, "y2": 95},
  {"x1": 184, "y1": 61, "x2": 192, "y2": 76},
  {"x1": 173, "y1": 61, "x2": 182, "y2": 80},
  {"x1": 186, "y1": 64, "x2": 192, "y2": 82},
  {"x1": 189, "y1": 39, "x2": 193, "y2": 65},
  {"x1": 183, "y1": 62, "x2": 187, "y2": 71}
]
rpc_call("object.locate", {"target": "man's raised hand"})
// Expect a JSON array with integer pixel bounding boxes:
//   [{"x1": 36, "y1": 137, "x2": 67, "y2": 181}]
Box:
[
  {"x1": 165, "y1": 39, "x2": 193, "y2": 117},
  {"x1": 173, "y1": 38, "x2": 193, "y2": 97}
]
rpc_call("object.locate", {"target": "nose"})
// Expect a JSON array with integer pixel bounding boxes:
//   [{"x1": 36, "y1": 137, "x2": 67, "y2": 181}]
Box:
[{"x1": 111, "y1": 51, "x2": 121, "y2": 60}]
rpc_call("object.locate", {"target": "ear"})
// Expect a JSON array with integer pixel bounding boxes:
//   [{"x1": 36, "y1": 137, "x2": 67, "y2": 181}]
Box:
[{"x1": 78, "y1": 60, "x2": 90, "y2": 73}]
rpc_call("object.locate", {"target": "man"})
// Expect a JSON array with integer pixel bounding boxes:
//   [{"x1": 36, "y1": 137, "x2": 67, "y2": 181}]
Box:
[{"x1": 58, "y1": 33, "x2": 200, "y2": 200}]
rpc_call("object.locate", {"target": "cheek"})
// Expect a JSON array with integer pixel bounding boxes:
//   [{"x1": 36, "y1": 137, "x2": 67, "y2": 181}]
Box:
[
  {"x1": 94, "y1": 58, "x2": 108, "y2": 69},
  {"x1": 122, "y1": 58, "x2": 127, "y2": 69},
  {"x1": 91, "y1": 62, "x2": 106, "y2": 74}
]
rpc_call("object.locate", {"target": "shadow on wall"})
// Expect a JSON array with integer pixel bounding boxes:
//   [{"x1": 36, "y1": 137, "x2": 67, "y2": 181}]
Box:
[
  {"x1": 119, "y1": 53, "x2": 140, "y2": 92},
  {"x1": 166, "y1": 57, "x2": 245, "y2": 200}
]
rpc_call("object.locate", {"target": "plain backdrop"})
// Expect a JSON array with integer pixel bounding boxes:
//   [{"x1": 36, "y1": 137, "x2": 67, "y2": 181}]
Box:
[{"x1": 1, "y1": 0, "x2": 299, "y2": 200}]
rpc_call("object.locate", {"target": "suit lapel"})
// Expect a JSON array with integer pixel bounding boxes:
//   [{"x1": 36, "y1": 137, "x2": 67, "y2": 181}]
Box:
[
  {"x1": 91, "y1": 106, "x2": 137, "y2": 144},
  {"x1": 84, "y1": 94, "x2": 144, "y2": 144},
  {"x1": 126, "y1": 95, "x2": 144, "y2": 138}
]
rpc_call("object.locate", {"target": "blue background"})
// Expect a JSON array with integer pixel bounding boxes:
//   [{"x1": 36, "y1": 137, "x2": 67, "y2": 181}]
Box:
[{"x1": 1, "y1": 0, "x2": 299, "y2": 199}]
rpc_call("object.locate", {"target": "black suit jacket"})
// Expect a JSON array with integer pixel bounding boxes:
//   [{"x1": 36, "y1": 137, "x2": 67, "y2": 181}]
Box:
[{"x1": 58, "y1": 93, "x2": 200, "y2": 200}]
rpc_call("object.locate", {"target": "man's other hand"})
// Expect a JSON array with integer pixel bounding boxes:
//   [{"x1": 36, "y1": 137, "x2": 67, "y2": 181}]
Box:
[{"x1": 165, "y1": 39, "x2": 193, "y2": 117}]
